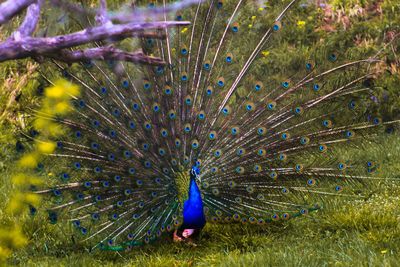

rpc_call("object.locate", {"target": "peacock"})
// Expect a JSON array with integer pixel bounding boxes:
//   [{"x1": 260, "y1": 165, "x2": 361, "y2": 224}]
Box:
[{"x1": 18, "y1": 0, "x2": 399, "y2": 251}]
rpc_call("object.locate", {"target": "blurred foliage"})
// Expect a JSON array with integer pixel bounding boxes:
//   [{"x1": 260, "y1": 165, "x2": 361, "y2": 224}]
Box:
[{"x1": 0, "y1": 78, "x2": 80, "y2": 262}]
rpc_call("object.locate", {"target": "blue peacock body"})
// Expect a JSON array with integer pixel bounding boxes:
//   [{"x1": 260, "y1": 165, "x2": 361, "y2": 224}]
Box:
[
  {"x1": 180, "y1": 167, "x2": 206, "y2": 231},
  {"x1": 22, "y1": 0, "x2": 398, "y2": 251}
]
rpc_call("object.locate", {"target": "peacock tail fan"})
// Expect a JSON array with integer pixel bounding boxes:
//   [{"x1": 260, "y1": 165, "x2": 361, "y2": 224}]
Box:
[{"x1": 19, "y1": 0, "x2": 398, "y2": 251}]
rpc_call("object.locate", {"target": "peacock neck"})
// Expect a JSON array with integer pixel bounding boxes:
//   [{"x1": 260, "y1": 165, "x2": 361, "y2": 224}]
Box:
[
  {"x1": 181, "y1": 173, "x2": 206, "y2": 229},
  {"x1": 188, "y1": 176, "x2": 202, "y2": 205}
]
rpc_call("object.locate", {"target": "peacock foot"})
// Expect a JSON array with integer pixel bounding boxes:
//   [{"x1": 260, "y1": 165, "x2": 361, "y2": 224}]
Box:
[{"x1": 173, "y1": 229, "x2": 198, "y2": 246}]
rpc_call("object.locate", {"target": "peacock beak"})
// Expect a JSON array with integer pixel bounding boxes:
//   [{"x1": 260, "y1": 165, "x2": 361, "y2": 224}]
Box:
[{"x1": 195, "y1": 175, "x2": 202, "y2": 184}]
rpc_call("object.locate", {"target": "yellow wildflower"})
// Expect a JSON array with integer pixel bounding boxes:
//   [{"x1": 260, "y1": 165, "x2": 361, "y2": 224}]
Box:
[
  {"x1": 10, "y1": 227, "x2": 28, "y2": 248},
  {"x1": 33, "y1": 116, "x2": 65, "y2": 136},
  {"x1": 18, "y1": 153, "x2": 39, "y2": 168},
  {"x1": 37, "y1": 141, "x2": 56, "y2": 154},
  {"x1": 12, "y1": 174, "x2": 42, "y2": 186},
  {"x1": 7, "y1": 193, "x2": 41, "y2": 214},
  {"x1": 297, "y1": 20, "x2": 306, "y2": 28},
  {"x1": 24, "y1": 193, "x2": 41, "y2": 206},
  {"x1": 0, "y1": 246, "x2": 12, "y2": 260},
  {"x1": 251, "y1": 16, "x2": 256, "y2": 20},
  {"x1": 181, "y1": 27, "x2": 188, "y2": 33},
  {"x1": 6, "y1": 193, "x2": 24, "y2": 214},
  {"x1": 45, "y1": 84, "x2": 64, "y2": 98},
  {"x1": 248, "y1": 24, "x2": 253, "y2": 28},
  {"x1": 261, "y1": 50, "x2": 270, "y2": 57},
  {"x1": 54, "y1": 101, "x2": 71, "y2": 114},
  {"x1": 45, "y1": 79, "x2": 80, "y2": 99},
  {"x1": 47, "y1": 122, "x2": 65, "y2": 137},
  {"x1": 33, "y1": 117, "x2": 49, "y2": 130}
]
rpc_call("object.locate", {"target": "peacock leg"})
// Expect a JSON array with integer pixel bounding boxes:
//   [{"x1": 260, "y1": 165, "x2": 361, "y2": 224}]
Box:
[{"x1": 173, "y1": 228, "x2": 200, "y2": 245}]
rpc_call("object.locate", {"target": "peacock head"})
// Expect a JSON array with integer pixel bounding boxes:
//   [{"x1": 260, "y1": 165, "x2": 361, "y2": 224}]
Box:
[{"x1": 190, "y1": 165, "x2": 201, "y2": 183}]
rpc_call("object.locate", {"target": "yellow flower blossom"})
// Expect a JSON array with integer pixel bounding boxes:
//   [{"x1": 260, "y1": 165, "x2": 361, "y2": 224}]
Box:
[
  {"x1": 0, "y1": 246, "x2": 12, "y2": 260},
  {"x1": 24, "y1": 193, "x2": 41, "y2": 206},
  {"x1": 251, "y1": 16, "x2": 256, "y2": 20},
  {"x1": 18, "y1": 153, "x2": 39, "y2": 168},
  {"x1": 33, "y1": 117, "x2": 49, "y2": 130},
  {"x1": 45, "y1": 85, "x2": 64, "y2": 99},
  {"x1": 261, "y1": 50, "x2": 270, "y2": 57},
  {"x1": 0, "y1": 227, "x2": 28, "y2": 251},
  {"x1": 6, "y1": 194, "x2": 24, "y2": 214},
  {"x1": 10, "y1": 227, "x2": 28, "y2": 248},
  {"x1": 47, "y1": 122, "x2": 65, "y2": 137},
  {"x1": 12, "y1": 174, "x2": 42, "y2": 186},
  {"x1": 34, "y1": 118, "x2": 63, "y2": 135},
  {"x1": 37, "y1": 141, "x2": 56, "y2": 154},
  {"x1": 258, "y1": 7, "x2": 264, "y2": 11},
  {"x1": 181, "y1": 27, "x2": 188, "y2": 33},
  {"x1": 45, "y1": 80, "x2": 80, "y2": 99},
  {"x1": 297, "y1": 20, "x2": 306, "y2": 28},
  {"x1": 54, "y1": 101, "x2": 71, "y2": 114},
  {"x1": 7, "y1": 192, "x2": 41, "y2": 214},
  {"x1": 248, "y1": 24, "x2": 253, "y2": 28}
]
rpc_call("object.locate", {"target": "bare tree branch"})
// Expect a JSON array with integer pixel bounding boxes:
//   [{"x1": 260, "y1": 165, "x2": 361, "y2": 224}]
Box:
[
  {"x1": 96, "y1": 0, "x2": 110, "y2": 25},
  {"x1": 0, "y1": 21, "x2": 189, "y2": 62},
  {"x1": 0, "y1": 0, "x2": 194, "y2": 66},
  {"x1": 46, "y1": 47, "x2": 166, "y2": 65},
  {"x1": 0, "y1": 0, "x2": 36, "y2": 25},
  {"x1": 11, "y1": 0, "x2": 43, "y2": 39}
]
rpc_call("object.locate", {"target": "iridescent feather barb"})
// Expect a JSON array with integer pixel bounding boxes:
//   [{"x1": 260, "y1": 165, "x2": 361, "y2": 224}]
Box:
[{"x1": 16, "y1": 0, "x2": 399, "y2": 251}]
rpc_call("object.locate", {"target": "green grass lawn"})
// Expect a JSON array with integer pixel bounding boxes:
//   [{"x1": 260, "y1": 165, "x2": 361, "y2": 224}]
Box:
[{"x1": 1, "y1": 133, "x2": 399, "y2": 266}]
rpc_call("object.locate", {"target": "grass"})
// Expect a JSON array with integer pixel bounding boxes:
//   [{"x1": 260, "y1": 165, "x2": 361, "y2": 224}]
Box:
[{"x1": 0, "y1": 134, "x2": 399, "y2": 266}]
